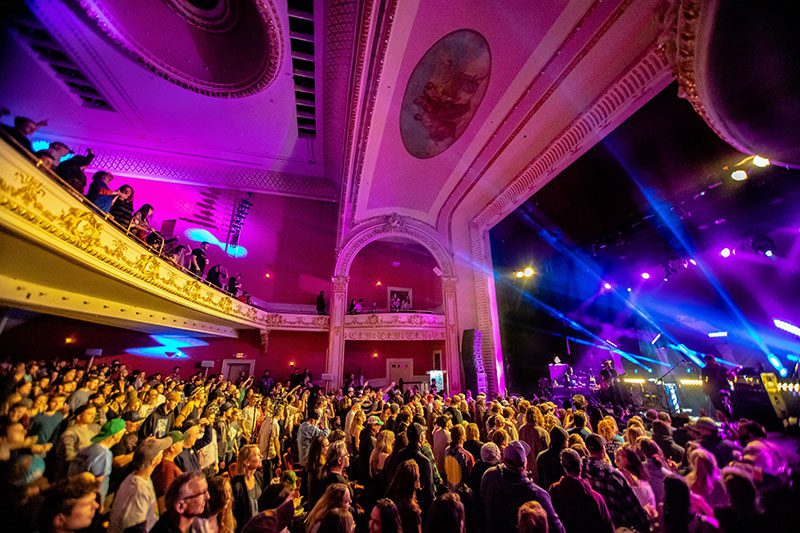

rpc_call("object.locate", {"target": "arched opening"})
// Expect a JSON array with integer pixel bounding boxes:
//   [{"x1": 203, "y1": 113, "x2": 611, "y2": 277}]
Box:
[
  {"x1": 343, "y1": 237, "x2": 445, "y2": 389},
  {"x1": 347, "y1": 238, "x2": 443, "y2": 312}
]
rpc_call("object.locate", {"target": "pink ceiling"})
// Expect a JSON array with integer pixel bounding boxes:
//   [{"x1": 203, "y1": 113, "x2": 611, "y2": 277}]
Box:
[
  {"x1": 354, "y1": 0, "x2": 570, "y2": 220},
  {"x1": 0, "y1": 0, "x2": 329, "y2": 196},
  {"x1": 349, "y1": 0, "x2": 668, "y2": 231}
]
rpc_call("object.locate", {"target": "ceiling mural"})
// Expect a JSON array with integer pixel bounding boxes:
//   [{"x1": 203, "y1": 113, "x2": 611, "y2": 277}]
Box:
[
  {"x1": 399, "y1": 29, "x2": 491, "y2": 159},
  {"x1": 71, "y1": 0, "x2": 284, "y2": 97}
]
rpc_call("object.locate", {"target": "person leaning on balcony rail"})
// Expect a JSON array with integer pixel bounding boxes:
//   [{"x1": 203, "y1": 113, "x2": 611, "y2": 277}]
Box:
[
  {"x1": 86, "y1": 171, "x2": 121, "y2": 212},
  {"x1": 0, "y1": 108, "x2": 47, "y2": 152}
]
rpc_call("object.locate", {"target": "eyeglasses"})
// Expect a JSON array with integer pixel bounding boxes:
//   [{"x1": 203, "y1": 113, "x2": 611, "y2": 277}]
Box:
[{"x1": 181, "y1": 488, "x2": 209, "y2": 501}]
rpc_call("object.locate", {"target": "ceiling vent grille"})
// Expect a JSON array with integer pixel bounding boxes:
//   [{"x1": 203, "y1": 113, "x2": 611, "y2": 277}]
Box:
[
  {"x1": 10, "y1": 6, "x2": 115, "y2": 112},
  {"x1": 288, "y1": 0, "x2": 316, "y2": 138}
]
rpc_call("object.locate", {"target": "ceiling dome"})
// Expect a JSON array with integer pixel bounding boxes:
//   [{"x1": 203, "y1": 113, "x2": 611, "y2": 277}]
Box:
[
  {"x1": 73, "y1": 0, "x2": 284, "y2": 97},
  {"x1": 677, "y1": 0, "x2": 800, "y2": 167}
]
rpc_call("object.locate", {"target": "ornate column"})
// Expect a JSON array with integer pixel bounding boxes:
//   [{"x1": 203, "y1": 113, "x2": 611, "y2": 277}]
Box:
[
  {"x1": 442, "y1": 276, "x2": 462, "y2": 393},
  {"x1": 325, "y1": 275, "x2": 349, "y2": 389}
]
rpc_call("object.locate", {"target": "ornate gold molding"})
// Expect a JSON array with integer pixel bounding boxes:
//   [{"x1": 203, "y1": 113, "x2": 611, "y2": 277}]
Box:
[
  {"x1": 344, "y1": 312, "x2": 445, "y2": 329},
  {"x1": 344, "y1": 330, "x2": 445, "y2": 341}
]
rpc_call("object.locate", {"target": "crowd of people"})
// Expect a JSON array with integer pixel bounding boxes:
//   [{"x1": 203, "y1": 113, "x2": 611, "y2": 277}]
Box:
[
  {"x1": 1, "y1": 110, "x2": 250, "y2": 301},
  {"x1": 1, "y1": 355, "x2": 797, "y2": 533}
]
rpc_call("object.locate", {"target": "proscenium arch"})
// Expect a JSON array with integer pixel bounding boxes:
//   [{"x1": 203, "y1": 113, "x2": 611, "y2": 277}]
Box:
[{"x1": 334, "y1": 216, "x2": 456, "y2": 280}]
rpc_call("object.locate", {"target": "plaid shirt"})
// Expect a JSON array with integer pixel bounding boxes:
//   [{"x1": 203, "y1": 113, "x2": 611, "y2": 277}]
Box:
[{"x1": 581, "y1": 457, "x2": 650, "y2": 532}]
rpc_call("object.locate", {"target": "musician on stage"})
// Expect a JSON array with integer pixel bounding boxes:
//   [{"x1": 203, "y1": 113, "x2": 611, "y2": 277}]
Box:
[
  {"x1": 701, "y1": 354, "x2": 731, "y2": 419},
  {"x1": 598, "y1": 359, "x2": 620, "y2": 406}
]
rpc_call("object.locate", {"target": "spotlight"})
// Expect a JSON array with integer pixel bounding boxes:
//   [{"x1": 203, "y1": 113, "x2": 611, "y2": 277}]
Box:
[
  {"x1": 708, "y1": 331, "x2": 728, "y2": 338},
  {"x1": 689, "y1": 259, "x2": 697, "y2": 266},
  {"x1": 627, "y1": 287, "x2": 632, "y2": 293},
  {"x1": 752, "y1": 235, "x2": 775, "y2": 257},
  {"x1": 603, "y1": 282, "x2": 612, "y2": 290},
  {"x1": 774, "y1": 318, "x2": 800, "y2": 338},
  {"x1": 731, "y1": 170, "x2": 748, "y2": 181},
  {"x1": 752, "y1": 155, "x2": 770, "y2": 167},
  {"x1": 514, "y1": 271, "x2": 524, "y2": 279},
  {"x1": 651, "y1": 333, "x2": 662, "y2": 345},
  {"x1": 372, "y1": 352, "x2": 379, "y2": 358},
  {"x1": 264, "y1": 273, "x2": 271, "y2": 279},
  {"x1": 523, "y1": 267, "x2": 535, "y2": 277},
  {"x1": 641, "y1": 272, "x2": 650, "y2": 280},
  {"x1": 720, "y1": 247, "x2": 731, "y2": 258}
]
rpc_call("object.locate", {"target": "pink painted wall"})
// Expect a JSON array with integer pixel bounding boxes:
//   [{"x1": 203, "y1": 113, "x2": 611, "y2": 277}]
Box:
[
  {"x1": 101, "y1": 175, "x2": 338, "y2": 305},
  {"x1": 348, "y1": 239, "x2": 443, "y2": 311},
  {"x1": 0, "y1": 315, "x2": 326, "y2": 382},
  {"x1": 343, "y1": 340, "x2": 443, "y2": 380}
]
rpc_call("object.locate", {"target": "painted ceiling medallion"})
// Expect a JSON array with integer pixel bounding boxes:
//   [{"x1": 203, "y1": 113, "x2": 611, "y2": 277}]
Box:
[
  {"x1": 73, "y1": 0, "x2": 284, "y2": 97},
  {"x1": 400, "y1": 29, "x2": 491, "y2": 159}
]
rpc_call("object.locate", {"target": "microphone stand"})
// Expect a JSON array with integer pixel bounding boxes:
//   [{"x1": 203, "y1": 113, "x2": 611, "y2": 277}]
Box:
[{"x1": 655, "y1": 355, "x2": 693, "y2": 414}]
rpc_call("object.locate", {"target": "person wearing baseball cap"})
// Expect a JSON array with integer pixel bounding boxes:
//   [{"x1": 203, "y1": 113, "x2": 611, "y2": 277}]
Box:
[
  {"x1": 153, "y1": 431, "x2": 186, "y2": 500},
  {"x1": 357, "y1": 415, "x2": 384, "y2": 481},
  {"x1": 139, "y1": 391, "x2": 182, "y2": 439},
  {"x1": 68, "y1": 418, "x2": 126, "y2": 504},
  {"x1": 109, "y1": 436, "x2": 172, "y2": 532},
  {"x1": 582, "y1": 433, "x2": 649, "y2": 532},
  {"x1": 688, "y1": 416, "x2": 740, "y2": 467},
  {"x1": 480, "y1": 440, "x2": 565, "y2": 533}
]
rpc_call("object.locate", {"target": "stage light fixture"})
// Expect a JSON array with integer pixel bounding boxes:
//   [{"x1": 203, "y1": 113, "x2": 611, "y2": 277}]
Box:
[
  {"x1": 731, "y1": 170, "x2": 748, "y2": 181},
  {"x1": 774, "y1": 318, "x2": 800, "y2": 338},
  {"x1": 651, "y1": 333, "x2": 662, "y2": 345},
  {"x1": 641, "y1": 272, "x2": 650, "y2": 280},
  {"x1": 708, "y1": 331, "x2": 728, "y2": 338},
  {"x1": 523, "y1": 267, "x2": 535, "y2": 277},
  {"x1": 603, "y1": 282, "x2": 612, "y2": 290},
  {"x1": 720, "y1": 247, "x2": 731, "y2": 258},
  {"x1": 514, "y1": 271, "x2": 524, "y2": 278},
  {"x1": 752, "y1": 155, "x2": 770, "y2": 167},
  {"x1": 689, "y1": 259, "x2": 697, "y2": 266},
  {"x1": 627, "y1": 287, "x2": 632, "y2": 293},
  {"x1": 752, "y1": 235, "x2": 776, "y2": 257}
]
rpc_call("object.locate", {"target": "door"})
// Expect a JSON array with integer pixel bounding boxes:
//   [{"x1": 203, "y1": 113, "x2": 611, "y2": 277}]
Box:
[
  {"x1": 387, "y1": 358, "x2": 414, "y2": 383},
  {"x1": 221, "y1": 359, "x2": 255, "y2": 382}
]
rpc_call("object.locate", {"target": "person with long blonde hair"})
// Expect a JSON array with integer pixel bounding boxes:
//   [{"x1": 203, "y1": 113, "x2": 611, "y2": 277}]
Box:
[
  {"x1": 369, "y1": 430, "x2": 394, "y2": 480},
  {"x1": 306, "y1": 483, "x2": 352, "y2": 533},
  {"x1": 686, "y1": 447, "x2": 729, "y2": 509},
  {"x1": 193, "y1": 476, "x2": 236, "y2": 533},
  {"x1": 230, "y1": 444, "x2": 263, "y2": 531}
]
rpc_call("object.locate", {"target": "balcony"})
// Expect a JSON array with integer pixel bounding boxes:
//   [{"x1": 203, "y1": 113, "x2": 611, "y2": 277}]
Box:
[
  {"x1": 343, "y1": 312, "x2": 445, "y2": 341},
  {"x1": 0, "y1": 137, "x2": 270, "y2": 336}
]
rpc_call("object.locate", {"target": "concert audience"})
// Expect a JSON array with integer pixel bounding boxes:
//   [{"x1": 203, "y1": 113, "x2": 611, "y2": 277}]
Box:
[{"x1": 0, "y1": 353, "x2": 799, "y2": 533}]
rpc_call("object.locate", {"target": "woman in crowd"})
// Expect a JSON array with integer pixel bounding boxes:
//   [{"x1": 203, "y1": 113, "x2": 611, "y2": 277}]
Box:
[
  {"x1": 230, "y1": 444, "x2": 264, "y2": 531},
  {"x1": 108, "y1": 185, "x2": 134, "y2": 227},
  {"x1": 306, "y1": 483, "x2": 352, "y2": 533},
  {"x1": 686, "y1": 447, "x2": 729, "y2": 509},
  {"x1": 194, "y1": 476, "x2": 236, "y2": 533},
  {"x1": 369, "y1": 429, "x2": 394, "y2": 485},
  {"x1": 86, "y1": 171, "x2": 120, "y2": 212},
  {"x1": 463, "y1": 423, "x2": 483, "y2": 461},
  {"x1": 130, "y1": 203, "x2": 158, "y2": 244},
  {"x1": 307, "y1": 434, "x2": 330, "y2": 504},
  {"x1": 387, "y1": 459, "x2": 422, "y2": 533},
  {"x1": 616, "y1": 446, "x2": 657, "y2": 519},
  {"x1": 369, "y1": 498, "x2": 402, "y2": 533}
]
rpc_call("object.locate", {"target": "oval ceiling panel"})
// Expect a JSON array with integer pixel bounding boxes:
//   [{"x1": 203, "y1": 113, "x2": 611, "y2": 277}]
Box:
[
  {"x1": 400, "y1": 29, "x2": 491, "y2": 159},
  {"x1": 73, "y1": 0, "x2": 284, "y2": 97}
]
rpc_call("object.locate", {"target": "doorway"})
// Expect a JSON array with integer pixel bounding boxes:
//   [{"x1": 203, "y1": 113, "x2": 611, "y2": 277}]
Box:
[{"x1": 221, "y1": 359, "x2": 255, "y2": 382}]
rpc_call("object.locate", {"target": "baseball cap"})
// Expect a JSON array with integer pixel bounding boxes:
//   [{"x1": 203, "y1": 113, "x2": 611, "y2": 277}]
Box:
[
  {"x1": 366, "y1": 415, "x2": 384, "y2": 426},
  {"x1": 690, "y1": 417, "x2": 717, "y2": 433},
  {"x1": 502, "y1": 440, "x2": 531, "y2": 468},
  {"x1": 407, "y1": 422, "x2": 426, "y2": 442},
  {"x1": 136, "y1": 437, "x2": 172, "y2": 464},
  {"x1": 166, "y1": 430, "x2": 186, "y2": 444},
  {"x1": 91, "y1": 418, "x2": 126, "y2": 443},
  {"x1": 585, "y1": 433, "x2": 607, "y2": 452}
]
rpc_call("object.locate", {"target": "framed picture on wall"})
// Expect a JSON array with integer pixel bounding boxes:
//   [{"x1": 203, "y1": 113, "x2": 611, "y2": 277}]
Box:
[{"x1": 387, "y1": 287, "x2": 413, "y2": 311}]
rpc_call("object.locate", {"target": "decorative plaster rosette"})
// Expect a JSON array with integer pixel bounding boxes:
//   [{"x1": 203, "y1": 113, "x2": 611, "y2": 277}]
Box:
[{"x1": 72, "y1": 0, "x2": 284, "y2": 97}]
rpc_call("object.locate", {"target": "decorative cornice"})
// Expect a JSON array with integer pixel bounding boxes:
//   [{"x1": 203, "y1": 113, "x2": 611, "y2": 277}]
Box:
[
  {"x1": 335, "y1": 214, "x2": 455, "y2": 278},
  {"x1": 75, "y1": 146, "x2": 337, "y2": 200},
  {"x1": 262, "y1": 313, "x2": 330, "y2": 331},
  {"x1": 71, "y1": 0, "x2": 284, "y2": 98},
  {"x1": 344, "y1": 312, "x2": 445, "y2": 329},
  {"x1": 344, "y1": 329, "x2": 445, "y2": 341}
]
